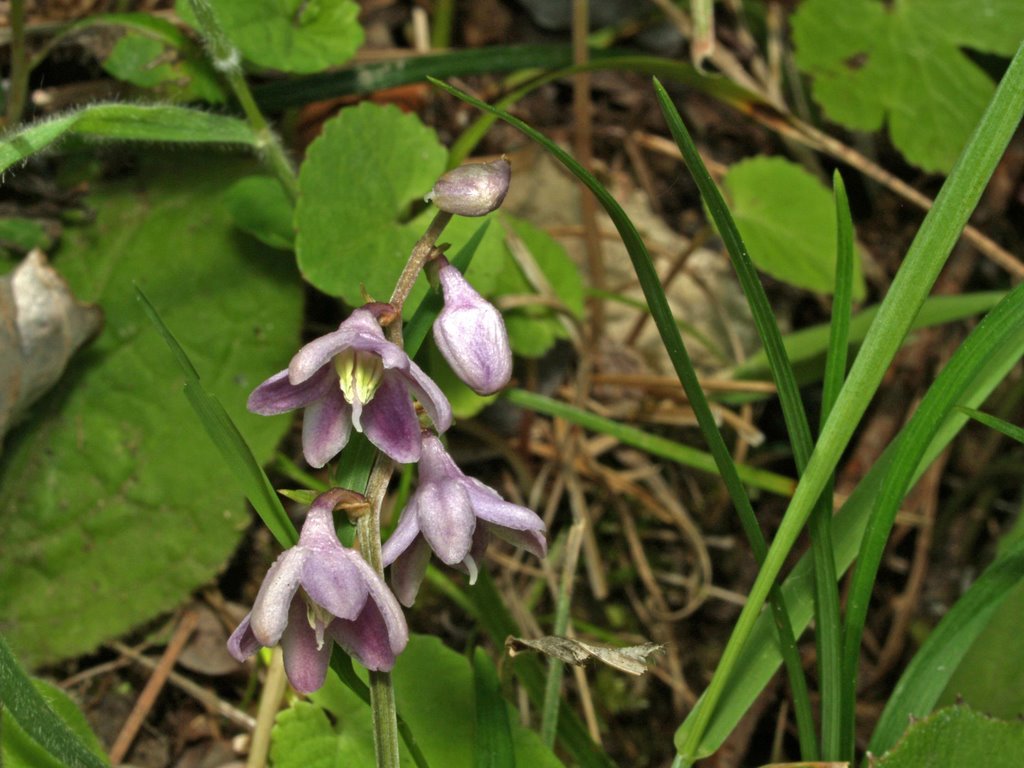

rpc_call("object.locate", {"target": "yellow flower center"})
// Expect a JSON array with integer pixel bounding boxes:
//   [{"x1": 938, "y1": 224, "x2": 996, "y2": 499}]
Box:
[{"x1": 333, "y1": 349, "x2": 384, "y2": 430}]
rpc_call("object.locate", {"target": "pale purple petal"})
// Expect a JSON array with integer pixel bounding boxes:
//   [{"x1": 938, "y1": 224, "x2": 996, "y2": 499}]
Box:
[
  {"x1": 486, "y1": 524, "x2": 547, "y2": 559},
  {"x1": 280, "y1": 598, "x2": 332, "y2": 693},
  {"x1": 417, "y1": 433, "x2": 462, "y2": 481},
  {"x1": 397, "y1": 361, "x2": 452, "y2": 434},
  {"x1": 381, "y1": 502, "x2": 423, "y2": 567},
  {"x1": 247, "y1": 367, "x2": 333, "y2": 415},
  {"x1": 227, "y1": 612, "x2": 261, "y2": 661},
  {"x1": 464, "y1": 483, "x2": 546, "y2": 533},
  {"x1": 389, "y1": 536, "x2": 431, "y2": 607},
  {"x1": 301, "y1": 386, "x2": 352, "y2": 468},
  {"x1": 301, "y1": 548, "x2": 369, "y2": 621},
  {"x1": 250, "y1": 548, "x2": 309, "y2": 646},
  {"x1": 417, "y1": 481, "x2": 476, "y2": 566},
  {"x1": 329, "y1": 601, "x2": 396, "y2": 671},
  {"x1": 287, "y1": 327, "x2": 353, "y2": 384},
  {"x1": 361, "y1": 375, "x2": 421, "y2": 464},
  {"x1": 347, "y1": 554, "x2": 410, "y2": 656}
]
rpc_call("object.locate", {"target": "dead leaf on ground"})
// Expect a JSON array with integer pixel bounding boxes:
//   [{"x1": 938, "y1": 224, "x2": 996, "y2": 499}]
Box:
[{"x1": 506, "y1": 635, "x2": 664, "y2": 675}]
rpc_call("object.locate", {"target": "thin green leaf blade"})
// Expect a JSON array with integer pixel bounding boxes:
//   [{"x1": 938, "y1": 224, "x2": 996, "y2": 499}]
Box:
[
  {"x1": 473, "y1": 648, "x2": 516, "y2": 768},
  {"x1": 958, "y1": 406, "x2": 1024, "y2": 444}
]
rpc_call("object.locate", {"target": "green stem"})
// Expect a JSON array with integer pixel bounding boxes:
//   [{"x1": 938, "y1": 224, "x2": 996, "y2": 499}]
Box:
[
  {"x1": 390, "y1": 211, "x2": 453, "y2": 311},
  {"x1": 5, "y1": 0, "x2": 29, "y2": 127},
  {"x1": 187, "y1": 0, "x2": 300, "y2": 203},
  {"x1": 541, "y1": 523, "x2": 584, "y2": 746}
]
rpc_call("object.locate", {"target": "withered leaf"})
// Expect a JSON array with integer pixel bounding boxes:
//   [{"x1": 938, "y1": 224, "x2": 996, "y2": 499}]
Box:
[{"x1": 505, "y1": 635, "x2": 664, "y2": 676}]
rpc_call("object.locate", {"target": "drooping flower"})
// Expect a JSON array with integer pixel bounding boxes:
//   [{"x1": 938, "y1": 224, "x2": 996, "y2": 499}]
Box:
[
  {"x1": 425, "y1": 157, "x2": 511, "y2": 217},
  {"x1": 381, "y1": 432, "x2": 546, "y2": 606},
  {"x1": 248, "y1": 307, "x2": 452, "y2": 467},
  {"x1": 431, "y1": 258, "x2": 512, "y2": 395},
  {"x1": 227, "y1": 489, "x2": 409, "y2": 693}
]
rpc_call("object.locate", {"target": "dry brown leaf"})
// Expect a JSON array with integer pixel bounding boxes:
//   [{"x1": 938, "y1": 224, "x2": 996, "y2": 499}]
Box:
[
  {"x1": 505, "y1": 635, "x2": 664, "y2": 676},
  {"x1": 0, "y1": 248, "x2": 103, "y2": 441}
]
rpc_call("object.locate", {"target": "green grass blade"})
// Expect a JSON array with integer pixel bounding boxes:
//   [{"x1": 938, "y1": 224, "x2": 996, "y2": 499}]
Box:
[
  {"x1": 654, "y1": 76, "x2": 831, "y2": 758},
  {"x1": 0, "y1": 634, "x2": 110, "y2": 768},
  {"x1": 136, "y1": 286, "x2": 298, "y2": 547},
  {"x1": 869, "y1": 535, "x2": 1024, "y2": 755},
  {"x1": 1, "y1": 104, "x2": 256, "y2": 173},
  {"x1": 431, "y1": 74, "x2": 816, "y2": 761},
  {"x1": 677, "y1": 279, "x2": 1024, "y2": 759},
  {"x1": 473, "y1": 648, "x2": 516, "y2": 768},
  {"x1": 958, "y1": 406, "x2": 1024, "y2": 444},
  {"x1": 674, "y1": 41, "x2": 1024, "y2": 763},
  {"x1": 505, "y1": 388, "x2": 795, "y2": 496},
  {"x1": 813, "y1": 170, "x2": 854, "y2": 759}
]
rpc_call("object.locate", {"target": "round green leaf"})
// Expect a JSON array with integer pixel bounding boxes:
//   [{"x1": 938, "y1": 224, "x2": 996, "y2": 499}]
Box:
[
  {"x1": 0, "y1": 154, "x2": 303, "y2": 667},
  {"x1": 722, "y1": 156, "x2": 866, "y2": 299},
  {"x1": 295, "y1": 102, "x2": 448, "y2": 304},
  {"x1": 226, "y1": 175, "x2": 295, "y2": 250},
  {"x1": 875, "y1": 705, "x2": 1024, "y2": 767}
]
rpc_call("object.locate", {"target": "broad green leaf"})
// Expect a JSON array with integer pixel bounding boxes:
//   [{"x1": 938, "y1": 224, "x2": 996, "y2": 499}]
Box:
[
  {"x1": 225, "y1": 175, "x2": 295, "y2": 250},
  {"x1": 272, "y1": 635, "x2": 564, "y2": 767},
  {"x1": 0, "y1": 217, "x2": 55, "y2": 258},
  {"x1": 295, "y1": 102, "x2": 447, "y2": 303},
  {"x1": 792, "y1": 0, "x2": 1024, "y2": 172},
  {"x1": 0, "y1": 154, "x2": 303, "y2": 666},
  {"x1": 178, "y1": 0, "x2": 363, "y2": 74},
  {"x1": 0, "y1": 104, "x2": 256, "y2": 174},
  {"x1": 873, "y1": 706, "x2": 1024, "y2": 768},
  {"x1": 721, "y1": 156, "x2": 865, "y2": 298},
  {"x1": 0, "y1": 636, "x2": 108, "y2": 768}
]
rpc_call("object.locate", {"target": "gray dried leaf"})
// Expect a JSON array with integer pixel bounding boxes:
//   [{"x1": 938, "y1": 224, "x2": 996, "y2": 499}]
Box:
[
  {"x1": 0, "y1": 248, "x2": 103, "y2": 441},
  {"x1": 505, "y1": 635, "x2": 664, "y2": 676}
]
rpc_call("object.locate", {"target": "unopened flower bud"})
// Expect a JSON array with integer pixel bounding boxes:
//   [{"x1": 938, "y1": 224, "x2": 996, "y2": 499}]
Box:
[
  {"x1": 432, "y1": 260, "x2": 512, "y2": 395},
  {"x1": 425, "y1": 158, "x2": 511, "y2": 217}
]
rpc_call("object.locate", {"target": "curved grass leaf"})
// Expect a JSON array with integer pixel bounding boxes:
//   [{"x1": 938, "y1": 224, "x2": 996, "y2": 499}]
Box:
[
  {"x1": 673, "y1": 40, "x2": 1024, "y2": 763},
  {"x1": 869, "y1": 536, "x2": 1024, "y2": 755},
  {"x1": 958, "y1": 406, "x2": 1024, "y2": 444},
  {"x1": 473, "y1": 648, "x2": 516, "y2": 768},
  {"x1": 0, "y1": 104, "x2": 256, "y2": 174},
  {"x1": 0, "y1": 635, "x2": 108, "y2": 768}
]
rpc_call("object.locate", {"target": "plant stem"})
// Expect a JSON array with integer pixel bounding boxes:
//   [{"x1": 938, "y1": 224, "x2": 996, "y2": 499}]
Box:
[
  {"x1": 390, "y1": 211, "x2": 453, "y2": 312},
  {"x1": 5, "y1": 0, "x2": 29, "y2": 127},
  {"x1": 187, "y1": 0, "x2": 300, "y2": 203}
]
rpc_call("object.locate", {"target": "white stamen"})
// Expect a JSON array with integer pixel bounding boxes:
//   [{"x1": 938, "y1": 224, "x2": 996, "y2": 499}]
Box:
[{"x1": 464, "y1": 554, "x2": 478, "y2": 586}]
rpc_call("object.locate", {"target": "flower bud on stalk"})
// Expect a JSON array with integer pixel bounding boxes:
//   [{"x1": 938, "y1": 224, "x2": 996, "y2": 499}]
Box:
[
  {"x1": 425, "y1": 157, "x2": 511, "y2": 217},
  {"x1": 431, "y1": 257, "x2": 512, "y2": 395}
]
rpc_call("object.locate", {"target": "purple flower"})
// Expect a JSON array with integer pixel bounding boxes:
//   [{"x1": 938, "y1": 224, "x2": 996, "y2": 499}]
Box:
[
  {"x1": 248, "y1": 307, "x2": 452, "y2": 467},
  {"x1": 432, "y1": 259, "x2": 512, "y2": 396},
  {"x1": 425, "y1": 157, "x2": 511, "y2": 217},
  {"x1": 381, "y1": 433, "x2": 546, "y2": 606},
  {"x1": 227, "y1": 490, "x2": 409, "y2": 693}
]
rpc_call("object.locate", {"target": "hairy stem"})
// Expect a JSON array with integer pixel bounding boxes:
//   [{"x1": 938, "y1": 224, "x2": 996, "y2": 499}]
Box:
[{"x1": 5, "y1": 0, "x2": 29, "y2": 127}]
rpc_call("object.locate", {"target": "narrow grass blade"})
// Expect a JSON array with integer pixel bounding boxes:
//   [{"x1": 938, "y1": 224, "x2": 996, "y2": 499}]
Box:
[
  {"x1": 869, "y1": 535, "x2": 1024, "y2": 755},
  {"x1": 430, "y1": 75, "x2": 815, "y2": 762},
  {"x1": 958, "y1": 406, "x2": 1024, "y2": 444},
  {"x1": 473, "y1": 648, "x2": 516, "y2": 768},
  {"x1": 677, "y1": 280, "x2": 1024, "y2": 759},
  {"x1": 1, "y1": 104, "x2": 256, "y2": 174},
  {"x1": 136, "y1": 286, "x2": 297, "y2": 547},
  {"x1": 654, "y1": 76, "x2": 830, "y2": 758},
  {"x1": 812, "y1": 171, "x2": 854, "y2": 759},
  {"x1": 505, "y1": 388, "x2": 795, "y2": 496},
  {"x1": 673, "y1": 41, "x2": 1024, "y2": 764},
  {"x1": 0, "y1": 634, "x2": 109, "y2": 768}
]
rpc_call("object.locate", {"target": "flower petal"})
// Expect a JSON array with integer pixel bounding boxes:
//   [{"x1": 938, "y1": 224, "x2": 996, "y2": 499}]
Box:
[
  {"x1": 361, "y1": 375, "x2": 421, "y2": 464},
  {"x1": 301, "y1": 546, "x2": 369, "y2": 621},
  {"x1": 250, "y1": 547, "x2": 309, "y2": 646},
  {"x1": 248, "y1": 368, "x2": 332, "y2": 415},
  {"x1": 487, "y1": 524, "x2": 547, "y2": 559},
  {"x1": 417, "y1": 480, "x2": 476, "y2": 566},
  {"x1": 465, "y1": 480, "x2": 546, "y2": 532},
  {"x1": 301, "y1": 385, "x2": 352, "y2": 468},
  {"x1": 381, "y1": 501, "x2": 423, "y2": 567},
  {"x1": 347, "y1": 553, "x2": 410, "y2": 656},
  {"x1": 287, "y1": 326, "x2": 353, "y2": 384},
  {"x1": 280, "y1": 598, "x2": 332, "y2": 693},
  {"x1": 227, "y1": 612, "x2": 261, "y2": 661},
  {"x1": 329, "y1": 601, "x2": 397, "y2": 671},
  {"x1": 397, "y1": 361, "x2": 452, "y2": 434},
  {"x1": 388, "y1": 535, "x2": 432, "y2": 607}
]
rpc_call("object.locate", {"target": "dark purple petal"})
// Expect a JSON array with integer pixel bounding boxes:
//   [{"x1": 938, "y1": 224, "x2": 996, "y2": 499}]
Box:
[
  {"x1": 248, "y1": 367, "x2": 333, "y2": 415},
  {"x1": 417, "y1": 480, "x2": 476, "y2": 566},
  {"x1": 348, "y1": 553, "x2": 410, "y2": 656},
  {"x1": 227, "y1": 612, "x2": 261, "y2": 661},
  {"x1": 381, "y1": 501, "x2": 423, "y2": 567},
  {"x1": 250, "y1": 548, "x2": 309, "y2": 646},
  {"x1": 361, "y1": 375, "x2": 421, "y2": 464},
  {"x1": 329, "y1": 601, "x2": 396, "y2": 671},
  {"x1": 300, "y1": 547, "x2": 369, "y2": 621},
  {"x1": 397, "y1": 361, "x2": 452, "y2": 435},
  {"x1": 388, "y1": 536, "x2": 432, "y2": 607},
  {"x1": 301, "y1": 386, "x2": 352, "y2": 468},
  {"x1": 280, "y1": 598, "x2": 332, "y2": 693}
]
